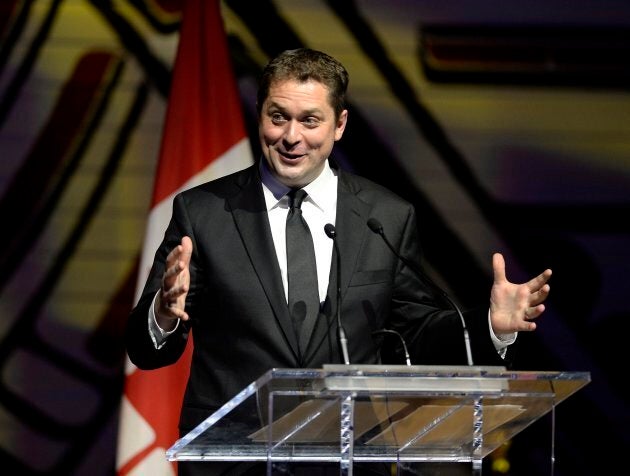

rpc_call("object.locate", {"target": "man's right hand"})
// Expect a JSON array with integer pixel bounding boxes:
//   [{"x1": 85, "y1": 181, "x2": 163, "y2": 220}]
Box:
[{"x1": 154, "y1": 236, "x2": 193, "y2": 331}]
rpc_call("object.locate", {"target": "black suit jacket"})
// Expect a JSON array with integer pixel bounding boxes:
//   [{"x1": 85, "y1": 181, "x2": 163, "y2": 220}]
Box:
[{"x1": 126, "y1": 162, "x2": 505, "y2": 433}]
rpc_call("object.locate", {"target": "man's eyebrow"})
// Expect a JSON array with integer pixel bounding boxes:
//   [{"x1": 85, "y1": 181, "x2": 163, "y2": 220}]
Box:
[
  {"x1": 265, "y1": 99, "x2": 282, "y2": 108},
  {"x1": 301, "y1": 107, "x2": 323, "y2": 116},
  {"x1": 265, "y1": 103, "x2": 324, "y2": 117}
]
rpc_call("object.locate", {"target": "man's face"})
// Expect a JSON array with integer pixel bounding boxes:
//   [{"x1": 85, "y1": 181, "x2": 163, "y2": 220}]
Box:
[{"x1": 259, "y1": 79, "x2": 348, "y2": 188}]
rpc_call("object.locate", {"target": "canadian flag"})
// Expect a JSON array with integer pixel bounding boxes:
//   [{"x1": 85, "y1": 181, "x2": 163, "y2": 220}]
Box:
[{"x1": 115, "y1": 0, "x2": 253, "y2": 474}]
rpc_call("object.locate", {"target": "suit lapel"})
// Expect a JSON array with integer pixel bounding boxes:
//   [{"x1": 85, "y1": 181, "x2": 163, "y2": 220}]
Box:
[
  {"x1": 302, "y1": 171, "x2": 371, "y2": 362},
  {"x1": 227, "y1": 165, "x2": 301, "y2": 361},
  {"x1": 335, "y1": 175, "x2": 372, "y2": 298}
]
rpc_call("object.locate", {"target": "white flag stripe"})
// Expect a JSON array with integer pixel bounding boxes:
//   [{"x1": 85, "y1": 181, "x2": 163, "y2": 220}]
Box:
[
  {"x1": 134, "y1": 138, "x2": 254, "y2": 305},
  {"x1": 127, "y1": 448, "x2": 176, "y2": 476},
  {"x1": 116, "y1": 396, "x2": 157, "y2": 468}
]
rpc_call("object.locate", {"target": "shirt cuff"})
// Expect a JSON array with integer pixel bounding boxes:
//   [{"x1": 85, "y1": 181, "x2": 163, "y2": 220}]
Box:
[
  {"x1": 488, "y1": 310, "x2": 517, "y2": 358},
  {"x1": 148, "y1": 291, "x2": 179, "y2": 349}
]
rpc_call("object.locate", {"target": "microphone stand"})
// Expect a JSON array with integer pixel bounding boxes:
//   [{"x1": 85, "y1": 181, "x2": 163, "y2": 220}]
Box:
[
  {"x1": 325, "y1": 224, "x2": 350, "y2": 364},
  {"x1": 372, "y1": 329, "x2": 411, "y2": 366},
  {"x1": 367, "y1": 218, "x2": 474, "y2": 366}
]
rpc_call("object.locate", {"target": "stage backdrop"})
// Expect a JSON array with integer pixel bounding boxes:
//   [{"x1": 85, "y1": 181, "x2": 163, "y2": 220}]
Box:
[{"x1": 0, "y1": 1, "x2": 628, "y2": 475}]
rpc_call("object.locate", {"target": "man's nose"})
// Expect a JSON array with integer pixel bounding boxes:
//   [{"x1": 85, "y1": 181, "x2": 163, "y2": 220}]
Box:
[{"x1": 283, "y1": 120, "x2": 301, "y2": 145}]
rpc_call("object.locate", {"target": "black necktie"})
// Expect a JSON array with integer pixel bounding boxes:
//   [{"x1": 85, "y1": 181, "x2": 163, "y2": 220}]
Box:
[{"x1": 286, "y1": 189, "x2": 319, "y2": 352}]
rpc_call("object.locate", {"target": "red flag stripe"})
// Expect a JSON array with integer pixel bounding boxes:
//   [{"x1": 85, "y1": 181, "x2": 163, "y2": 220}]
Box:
[
  {"x1": 117, "y1": 0, "x2": 252, "y2": 474},
  {"x1": 151, "y1": 0, "x2": 248, "y2": 206}
]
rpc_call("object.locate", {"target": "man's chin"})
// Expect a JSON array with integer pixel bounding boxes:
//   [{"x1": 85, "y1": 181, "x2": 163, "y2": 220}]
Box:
[{"x1": 275, "y1": 165, "x2": 307, "y2": 186}]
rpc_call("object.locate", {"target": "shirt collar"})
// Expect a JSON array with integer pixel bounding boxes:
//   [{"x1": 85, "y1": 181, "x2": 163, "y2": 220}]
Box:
[{"x1": 259, "y1": 158, "x2": 337, "y2": 212}]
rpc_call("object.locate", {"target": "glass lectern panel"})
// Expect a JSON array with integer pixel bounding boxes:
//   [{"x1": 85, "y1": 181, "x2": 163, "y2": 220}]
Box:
[{"x1": 167, "y1": 365, "x2": 590, "y2": 466}]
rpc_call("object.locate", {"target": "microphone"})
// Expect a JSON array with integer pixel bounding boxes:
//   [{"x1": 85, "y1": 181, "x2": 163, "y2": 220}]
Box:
[
  {"x1": 372, "y1": 329, "x2": 411, "y2": 366},
  {"x1": 324, "y1": 223, "x2": 350, "y2": 365},
  {"x1": 367, "y1": 218, "x2": 474, "y2": 366}
]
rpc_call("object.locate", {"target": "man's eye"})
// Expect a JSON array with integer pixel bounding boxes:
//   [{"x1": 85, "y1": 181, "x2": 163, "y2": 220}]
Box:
[
  {"x1": 302, "y1": 117, "x2": 319, "y2": 127},
  {"x1": 271, "y1": 113, "x2": 286, "y2": 124}
]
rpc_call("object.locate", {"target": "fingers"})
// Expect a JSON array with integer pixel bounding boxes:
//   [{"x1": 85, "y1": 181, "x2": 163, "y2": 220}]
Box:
[
  {"x1": 166, "y1": 237, "x2": 192, "y2": 269},
  {"x1": 161, "y1": 260, "x2": 185, "y2": 300},
  {"x1": 522, "y1": 319, "x2": 537, "y2": 332},
  {"x1": 520, "y1": 303, "x2": 547, "y2": 331},
  {"x1": 163, "y1": 237, "x2": 192, "y2": 287},
  {"x1": 528, "y1": 268, "x2": 553, "y2": 291},
  {"x1": 489, "y1": 252, "x2": 552, "y2": 334},
  {"x1": 521, "y1": 270, "x2": 551, "y2": 330},
  {"x1": 529, "y1": 283, "x2": 551, "y2": 307},
  {"x1": 159, "y1": 236, "x2": 192, "y2": 319},
  {"x1": 180, "y1": 236, "x2": 193, "y2": 265},
  {"x1": 525, "y1": 268, "x2": 552, "y2": 312},
  {"x1": 525, "y1": 303, "x2": 545, "y2": 320},
  {"x1": 155, "y1": 291, "x2": 189, "y2": 326},
  {"x1": 493, "y1": 251, "x2": 552, "y2": 299},
  {"x1": 521, "y1": 274, "x2": 551, "y2": 331},
  {"x1": 492, "y1": 252, "x2": 506, "y2": 283},
  {"x1": 160, "y1": 278, "x2": 189, "y2": 306}
]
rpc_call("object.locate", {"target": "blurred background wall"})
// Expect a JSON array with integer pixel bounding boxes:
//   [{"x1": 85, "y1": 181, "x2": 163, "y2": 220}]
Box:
[{"x1": 0, "y1": 0, "x2": 628, "y2": 474}]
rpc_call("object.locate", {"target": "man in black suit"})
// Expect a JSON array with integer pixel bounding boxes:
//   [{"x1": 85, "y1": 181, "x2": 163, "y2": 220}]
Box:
[{"x1": 126, "y1": 48, "x2": 552, "y2": 475}]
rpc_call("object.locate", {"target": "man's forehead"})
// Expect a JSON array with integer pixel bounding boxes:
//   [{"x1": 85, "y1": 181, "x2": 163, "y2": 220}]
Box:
[{"x1": 265, "y1": 80, "x2": 332, "y2": 109}]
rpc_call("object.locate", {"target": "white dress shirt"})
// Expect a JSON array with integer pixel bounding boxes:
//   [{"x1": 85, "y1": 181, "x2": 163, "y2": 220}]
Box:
[
  {"x1": 149, "y1": 159, "x2": 514, "y2": 356},
  {"x1": 259, "y1": 159, "x2": 337, "y2": 303}
]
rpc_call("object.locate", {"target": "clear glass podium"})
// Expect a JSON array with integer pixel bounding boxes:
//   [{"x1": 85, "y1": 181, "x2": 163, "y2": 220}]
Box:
[{"x1": 167, "y1": 365, "x2": 590, "y2": 475}]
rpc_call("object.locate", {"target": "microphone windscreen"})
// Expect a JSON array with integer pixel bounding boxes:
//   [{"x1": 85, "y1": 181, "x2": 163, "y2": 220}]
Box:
[
  {"x1": 367, "y1": 218, "x2": 383, "y2": 234},
  {"x1": 324, "y1": 223, "x2": 336, "y2": 238}
]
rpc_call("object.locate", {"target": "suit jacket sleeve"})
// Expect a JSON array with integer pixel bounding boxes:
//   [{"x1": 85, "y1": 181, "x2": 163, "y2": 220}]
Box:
[{"x1": 125, "y1": 192, "x2": 200, "y2": 370}]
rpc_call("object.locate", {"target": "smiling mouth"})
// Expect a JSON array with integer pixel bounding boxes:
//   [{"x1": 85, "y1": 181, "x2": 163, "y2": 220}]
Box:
[{"x1": 279, "y1": 151, "x2": 304, "y2": 161}]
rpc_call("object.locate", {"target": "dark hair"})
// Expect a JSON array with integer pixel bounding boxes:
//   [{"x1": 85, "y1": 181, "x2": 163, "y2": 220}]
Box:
[{"x1": 256, "y1": 48, "x2": 349, "y2": 120}]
